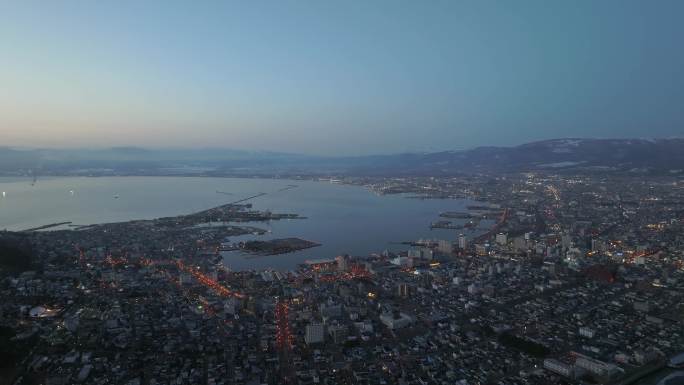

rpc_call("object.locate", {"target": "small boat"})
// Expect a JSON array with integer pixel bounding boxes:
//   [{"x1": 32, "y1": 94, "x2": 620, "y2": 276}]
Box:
[{"x1": 113, "y1": 194, "x2": 120, "y2": 199}]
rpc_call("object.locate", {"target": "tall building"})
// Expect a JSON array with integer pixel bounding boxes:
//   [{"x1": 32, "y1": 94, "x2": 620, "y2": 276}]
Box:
[
  {"x1": 305, "y1": 323, "x2": 325, "y2": 345},
  {"x1": 320, "y1": 303, "x2": 342, "y2": 319},
  {"x1": 397, "y1": 283, "x2": 410, "y2": 298},
  {"x1": 513, "y1": 237, "x2": 527, "y2": 252},
  {"x1": 495, "y1": 233, "x2": 508, "y2": 245},
  {"x1": 335, "y1": 255, "x2": 349, "y2": 272},
  {"x1": 437, "y1": 240, "x2": 453, "y2": 254},
  {"x1": 458, "y1": 234, "x2": 468, "y2": 249},
  {"x1": 328, "y1": 324, "x2": 348, "y2": 344},
  {"x1": 390, "y1": 256, "x2": 411, "y2": 267},
  {"x1": 561, "y1": 233, "x2": 572, "y2": 250},
  {"x1": 409, "y1": 247, "x2": 434, "y2": 260}
]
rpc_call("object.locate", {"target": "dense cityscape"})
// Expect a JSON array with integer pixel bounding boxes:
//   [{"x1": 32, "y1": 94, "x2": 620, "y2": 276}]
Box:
[
  {"x1": 3, "y1": 1, "x2": 684, "y2": 384},
  {"x1": 1, "y1": 172, "x2": 683, "y2": 385}
]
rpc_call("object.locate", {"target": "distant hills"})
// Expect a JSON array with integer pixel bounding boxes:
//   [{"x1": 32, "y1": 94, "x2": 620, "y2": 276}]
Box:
[
  {"x1": 0, "y1": 146, "x2": 310, "y2": 174},
  {"x1": 351, "y1": 138, "x2": 684, "y2": 175},
  {"x1": 1, "y1": 138, "x2": 683, "y2": 176}
]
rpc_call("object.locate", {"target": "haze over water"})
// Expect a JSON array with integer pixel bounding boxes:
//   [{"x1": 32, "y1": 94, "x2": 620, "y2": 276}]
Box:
[{"x1": 0, "y1": 177, "x2": 481, "y2": 270}]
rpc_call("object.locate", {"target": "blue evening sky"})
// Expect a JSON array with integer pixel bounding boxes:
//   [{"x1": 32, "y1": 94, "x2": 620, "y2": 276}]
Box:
[{"x1": 1, "y1": 1, "x2": 682, "y2": 155}]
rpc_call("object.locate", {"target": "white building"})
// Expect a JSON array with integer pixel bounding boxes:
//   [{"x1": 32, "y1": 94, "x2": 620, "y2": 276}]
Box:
[
  {"x1": 328, "y1": 324, "x2": 348, "y2": 344},
  {"x1": 305, "y1": 323, "x2": 325, "y2": 345},
  {"x1": 335, "y1": 255, "x2": 349, "y2": 272},
  {"x1": 579, "y1": 326, "x2": 595, "y2": 338},
  {"x1": 495, "y1": 233, "x2": 508, "y2": 245},
  {"x1": 543, "y1": 359, "x2": 574, "y2": 378},
  {"x1": 408, "y1": 247, "x2": 433, "y2": 260},
  {"x1": 379, "y1": 312, "x2": 413, "y2": 330},
  {"x1": 634, "y1": 349, "x2": 660, "y2": 365},
  {"x1": 561, "y1": 233, "x2": 572, "y2": 250},
  {"x1": 437, "y1": 240, "x2": 453, "y2": 254},
  {"x1": 390, "y1": 257, "x2": 410, "y2": 267},
  {"x1": 574, "y1": 353, "x2": 621, "y2": 378},
  {"x1": 467, "y1": 283, "x2": 480, "y2": 294},
  {"x1": 458, "y1": 234, "x2": 468, "y2": 249}
]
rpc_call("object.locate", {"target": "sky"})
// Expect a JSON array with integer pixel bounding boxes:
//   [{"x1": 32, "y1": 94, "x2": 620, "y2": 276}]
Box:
[{"x1": 1, "y1": 1, "x2": 683, "y2": 155}]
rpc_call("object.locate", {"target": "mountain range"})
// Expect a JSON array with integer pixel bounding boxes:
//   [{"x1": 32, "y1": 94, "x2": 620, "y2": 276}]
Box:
[{"x1": 1, "y1": 138, "x2": 683, "y2": 176}]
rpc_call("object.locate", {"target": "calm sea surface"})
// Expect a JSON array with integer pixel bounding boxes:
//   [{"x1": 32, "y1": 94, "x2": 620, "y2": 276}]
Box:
[{"x1": 0, "y1": 176, "x2": 486, "y2": 270}]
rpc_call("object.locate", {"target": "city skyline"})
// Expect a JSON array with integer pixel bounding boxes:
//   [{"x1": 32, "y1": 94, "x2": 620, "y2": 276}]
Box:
[
  {"x1": 2, "y1": 2, "x2": 684, "y2": 384},
  {"x1": 2, "y1": 1, "x2": 684, "y2": 155}
]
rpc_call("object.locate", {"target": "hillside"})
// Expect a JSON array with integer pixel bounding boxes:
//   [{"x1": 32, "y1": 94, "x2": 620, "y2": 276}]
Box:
[{"x1": 1, "y1": 138, "x2": 683, "y2": 176}]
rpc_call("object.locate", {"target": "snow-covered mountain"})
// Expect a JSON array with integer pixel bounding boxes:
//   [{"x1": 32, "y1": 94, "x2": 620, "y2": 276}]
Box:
[{"x1": 2, "y1": 138, "x2": 683, "y2": 175}]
